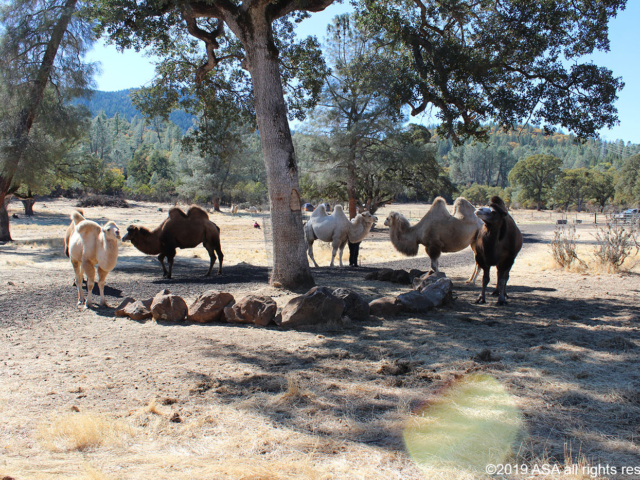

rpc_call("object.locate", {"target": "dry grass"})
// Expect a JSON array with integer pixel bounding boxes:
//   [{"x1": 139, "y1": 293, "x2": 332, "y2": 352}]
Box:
[{"x1": 37, "y1": 413, "x2": 132, "y2": 452}]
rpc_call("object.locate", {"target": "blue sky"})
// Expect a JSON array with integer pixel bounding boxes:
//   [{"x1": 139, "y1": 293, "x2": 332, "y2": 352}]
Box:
[{"x1": 87, "y1": 2, "x2": 640, "y2": 144}]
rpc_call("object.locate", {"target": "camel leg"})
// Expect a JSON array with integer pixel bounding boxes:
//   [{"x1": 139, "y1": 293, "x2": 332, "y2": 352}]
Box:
[
  {"x1": 466, "y1": 263, "x2": 480, "y2": 284},
  {"x1": 72, "y1": 259, "x2": 85, "y2": 306},
  {"x1": 166, "y1": 250, "x2": 176, "y2": 279},
  {"x1": 215, "y1": 244, "x2": 223, "y2": 275},
  {"x1": 158, "y1": 253, "x2": 168, "y2": 278},
  {"x1": 337, "y1": 240, "x2": 347, "y2": 267},
  {"x1": 475, "y1": 267, "x2": 490, "y2": 304},
  {"x1": 97, "y1": 267, "x2": 110, "y2": 307},
  {"x1": 83, "y1": 260, "x2": 95, "y2": 309},
  {"x1": 427, "y1": 246, "x2": 441, "y2": 274},
  {"x1": 307, "y1": 240, "x2": 319, "y2": 268},
  {"x1": 330, "y1": 238, "x2": 341, "y2": 268},
  {"x1": 203, "y1": 242, "x2": 217, "y2": 277},
  {"x1": 496, "y1": 263, "x2": 513, "y2": 305}
]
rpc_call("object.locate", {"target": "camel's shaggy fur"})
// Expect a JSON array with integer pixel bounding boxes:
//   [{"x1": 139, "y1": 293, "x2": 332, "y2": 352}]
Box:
[
  {"x1": 122, "y1": 205, "x2": 223, "y2": 279},
  {"x1": 384, "y1": 197, "x2": 483, "y2": 274},
  {"x1": 474, "y1": 196, "x2": 523, "y2": 305},
  {"x1": 304, "y1": 205, "x2": 377, "y2": 267},
  {"x1": 68, "y1": 211, "x2": 120, "y2": 308}
]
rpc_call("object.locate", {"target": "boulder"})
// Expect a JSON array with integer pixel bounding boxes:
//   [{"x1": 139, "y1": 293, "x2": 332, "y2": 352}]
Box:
[
  {"x1": 413, "y1": 271, "x2": 446, "y2": 290},
  {"x1": 224, "y1": 295, "x2": 277, "y2": 326},
  {"x1": 376, "y1": 268, "x2": 395, "y2": 282},
  {"x1": 369, "y1": 296, "x2": 402, "y2": 317},
  {"x1": 409, "y1": 269, "x2": 426, "y2": 282},
  {"x1": 397, "y1": 290, "x2": 437, "y2": 313},
  {"x1": 332, "y1": 288, "x2": 370, "y2": 321},
  {"x1": 151, "y1": 290, "x2": 188, "y2": 322},
  {"x1": 390, "y1": 270, "x2": 411, "y2": 284},
  {"x1": 187, "y1": 290, "x2": 235, "y2": 323},
  {"x1": 115, "y1": 296, "x2": 153, "y2": 320},
  {"x1": 364, "y1": 271, "x2": 378, "y2": 281},
  {"x1": 419, "y1": 277, "x2": 453, "y2": 308},
  {"x1": 277, "y1": 287, "x2": 344, "y2": 328}
]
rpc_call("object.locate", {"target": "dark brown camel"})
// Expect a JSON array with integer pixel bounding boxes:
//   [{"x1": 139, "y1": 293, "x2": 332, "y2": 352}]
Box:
[
  {"x1": 122, "y1": 206, "x2": 223, "y2": 279},
  {"x1": 474, "y1": 196, "x2": 523, "y2": 305}
]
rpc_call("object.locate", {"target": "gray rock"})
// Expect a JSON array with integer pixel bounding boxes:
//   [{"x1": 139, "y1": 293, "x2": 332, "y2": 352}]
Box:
[
  {"x1": 413, "y1": 271, "x2": 446, "y2": 290},
  {"x1": 224, "y1": 295, "x2": 277, "y2": 326},
  {"x1": 419, "y1": 277, "x2": 453, "y2": 307},
  {"x1": 369, "y1": 296, "x2": 402, "y2": 317},
  {"x1": 332, "y1": 288, "x2": 370, "y2": 320},
  {"x1": 409, "y1": 269, "x2": 426, "y2": 281},
  {"x1": 278, "y1": 287, "x2": 345, "y2": 328},
  {"x1": 151, "y1": 291, "x2": 188, "y2": 322},
  {"x1": 364, "y1": 271, "x2": 378, "y2": 280},
  {"x1": 397, "y1": 290, "x2": 436, "y2": 313},
  {"x1": 187, "y1": 290, "x2": 235, "y2": 323}
]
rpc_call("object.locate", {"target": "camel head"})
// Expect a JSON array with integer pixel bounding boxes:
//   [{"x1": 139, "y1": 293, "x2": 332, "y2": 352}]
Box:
[
  {"x1": 359, "y1": 211, "x2": 378, "y2": 226},
  {"x1": 102, "y1": 221, "x2": 121, "y2": 240},
  {"x1": 122, "y1": 225, "x2": 140, "y2": 242},
  {"x1": 475, "y1": 201, "x2": 508, "y2": 226},
  {"x1": 384, "y1": 212, "x2": 408, "y2": 229}
]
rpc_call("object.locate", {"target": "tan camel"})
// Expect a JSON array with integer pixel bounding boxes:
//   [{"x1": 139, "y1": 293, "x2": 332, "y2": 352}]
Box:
[
  {"x1": 68, "y1": 211, "x2": 120, "y2": 308},
  {"x1": 304, "y1": 204, "x2": 377, "y2": 267},
  {"x1": 384, "y1": 197, "x2": 482, "y2": 274}
]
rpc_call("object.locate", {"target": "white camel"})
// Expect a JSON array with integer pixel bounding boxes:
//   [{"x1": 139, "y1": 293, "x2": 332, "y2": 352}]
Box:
[
  {"x1": 304, "y1": 204, "x2": 377, "y2": 267},
  {"x1": 68, "y1": 211, "x2": 121, "y2": 309}
]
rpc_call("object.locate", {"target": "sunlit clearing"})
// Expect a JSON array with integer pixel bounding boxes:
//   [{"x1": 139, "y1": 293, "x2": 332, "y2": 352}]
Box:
[{"x1": 404, "y1": 373, "x2": 525, "y2": 479}]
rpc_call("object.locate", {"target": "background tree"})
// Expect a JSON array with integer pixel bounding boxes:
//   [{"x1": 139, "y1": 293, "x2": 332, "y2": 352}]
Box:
[
  {"x1": 586, "y1": 170, "x2": 616, "y2": 211},
  {"x1": 359, "y1": 0, "x2": 625, "y2": 143},
  {"x1": 509, "y1": 154, "x2": 563, "y2": 210},
  {"x1": 0, "y1": 0, "x2": 94, "y2": 240},
  {"x1": 615, "y1": 154, "x2": 640, "y2": 206},
  {"x1": 553, "y1": 168, "x2": 590, "y2": 212}
]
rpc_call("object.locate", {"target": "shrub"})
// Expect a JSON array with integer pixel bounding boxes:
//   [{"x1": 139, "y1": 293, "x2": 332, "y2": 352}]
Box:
[
  {"x1": 77, "y1": 194, "x2": 130, "y2": 208},
  {"x1": 593, "y1": 222, "x2": 639, "y2": 271},
  {"x1": 550, "y1": 225, "x2": 585, "y2": 269}
]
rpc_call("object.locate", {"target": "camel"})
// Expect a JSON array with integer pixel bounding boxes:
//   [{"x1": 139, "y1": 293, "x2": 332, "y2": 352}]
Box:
[
  {"x1": 68, "y1": 211, "x2": 121, "y2": 308},
  {"x1": 122, "y1": 205, "x2": 223, "y2": 279},
  {"x1": 384, "y1": 197, "x2": 483, "y2": 274},
  {"x1": 304, "y1": 204, "x2": 377, "y2": 267},
  {"x1": 64, "y1": 208, "x2": 84, "y2": 258},
  {"x1": 230, "y1": 204, "x2": 239, "y2": 215},
  {"x1": 474, "y1": 196, "x2": 523, "y2": 305}
]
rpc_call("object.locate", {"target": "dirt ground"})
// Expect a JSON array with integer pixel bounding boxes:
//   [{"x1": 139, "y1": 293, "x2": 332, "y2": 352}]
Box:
[{"x1": 0, "y1": 198, "x2": 639, "y2": 479}]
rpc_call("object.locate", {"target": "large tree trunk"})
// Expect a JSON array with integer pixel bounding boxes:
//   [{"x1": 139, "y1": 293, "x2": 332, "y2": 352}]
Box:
[
  {"x1": 22, "y1": 198, "x2": 35, "y2": 216},
  {"x1": 0, "y1": 195, "x2": 12, "y2": 242},
  {"x1": 244, "y1": 29, "x2": 313, "y2": 289}
]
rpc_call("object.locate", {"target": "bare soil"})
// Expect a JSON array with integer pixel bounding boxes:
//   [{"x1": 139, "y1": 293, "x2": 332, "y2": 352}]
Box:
[{"x1": 0, "y1": 198, "x2": 639, "y2": 479}]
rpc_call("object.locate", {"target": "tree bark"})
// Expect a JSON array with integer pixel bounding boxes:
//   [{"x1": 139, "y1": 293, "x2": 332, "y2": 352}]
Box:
[
  {"x1": 212, "y1": 197, "x2": 221, "y2": 212},
  {"x1": 22, "y1": 198, "x2": 35, "y2": 216},
  {"x1": 0, "y1": 195, "x2": 12, "y2": 242},
  {"x1": 243, "y1": 24, "x2": 313, "y2": 288}
]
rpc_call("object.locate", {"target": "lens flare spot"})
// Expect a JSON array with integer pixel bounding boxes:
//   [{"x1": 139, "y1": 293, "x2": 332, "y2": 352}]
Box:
[{"x1": 404, "y1": 373, "x2": 525, "y2": 478}]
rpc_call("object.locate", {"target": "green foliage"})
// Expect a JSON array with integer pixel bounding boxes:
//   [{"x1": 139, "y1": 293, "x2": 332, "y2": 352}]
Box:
[
  {"x1": 358, "y1": 0, "x2": 625, "y2": 143},
  {"x1": 509, "y1": 154, "x2": 563, "y2": 210},
  {"x1": 616, "y1": 154, "x2": 640, "y2": 205},
  {"x1": 460, "y1": 184, "x2": 488, "y2": 205}
]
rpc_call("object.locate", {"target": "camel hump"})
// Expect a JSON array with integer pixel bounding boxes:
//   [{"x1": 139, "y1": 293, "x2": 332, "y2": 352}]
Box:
[
  {"x1": 331, "y1": 205, "x2": 348, "y2": 220},
  {"x1": 310, "y1": 204, "x2": 327, "y2": 218},
  {"x1": 76, "y1": 219, "x2": 101, "y2": 237},
  {"x1": 452, "y1": 197, "x2": 476, "y2": 218},
  {"x1": 426, "y1": 197, "x2": 449, "y2": 217},
  {"x1": 168, "y1": 207, "x2": 188, "y2": 220},
  {"x1": 187, "y1": 205, "x2": 210, "y2": 220},
  {"x1": 71, "y1": 211, "x2": 85, "y2": 225}
]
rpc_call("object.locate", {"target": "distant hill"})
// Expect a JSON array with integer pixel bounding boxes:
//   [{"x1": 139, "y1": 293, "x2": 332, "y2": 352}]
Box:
[{"x1": 76, "y1": 89, "x2": 195, "y2": 132}]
